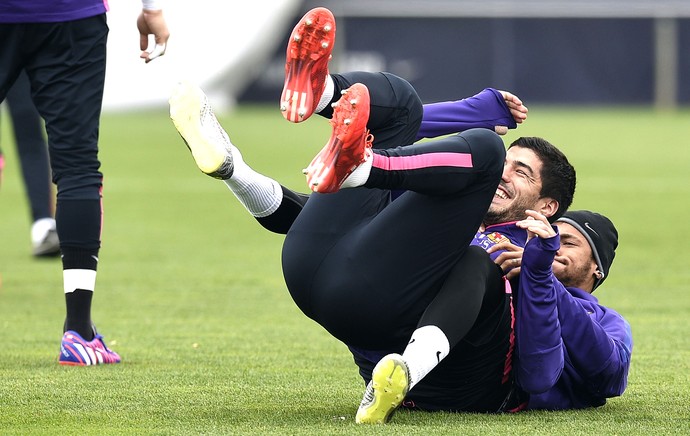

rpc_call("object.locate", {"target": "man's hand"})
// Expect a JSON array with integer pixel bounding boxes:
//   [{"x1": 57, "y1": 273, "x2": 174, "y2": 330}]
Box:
[
  {"x1": 516, "y1": 209, "x2": 556, "y2": 241},
  {"x1": 494, "y1": 90, "x2": 528, "y2": 135},
  {"x1": 487, "y1": 239, "x2": 524, "y2": 280},
  {"x1": 137, "y1": 9, "x2": 170, "y2": 63}
]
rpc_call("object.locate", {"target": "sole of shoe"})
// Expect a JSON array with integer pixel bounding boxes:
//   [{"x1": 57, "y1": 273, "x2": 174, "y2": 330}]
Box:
[
  {"x1": 305, "y1": 83, "x2": 371, "y2": 193},
  {"x1": 280, "y1": 7, "x2": 336, "y2": 123},
  {"x1": 169, "y1": 81, "x2": 234, "y2": 179},
  {"x1": 355, "y1": 354, "x2": 409, "y2": 424}
]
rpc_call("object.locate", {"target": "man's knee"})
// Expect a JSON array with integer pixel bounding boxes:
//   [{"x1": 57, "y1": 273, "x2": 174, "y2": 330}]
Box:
[{"x1": 460, "y1": 129, "x2": 506, "y2": 176}]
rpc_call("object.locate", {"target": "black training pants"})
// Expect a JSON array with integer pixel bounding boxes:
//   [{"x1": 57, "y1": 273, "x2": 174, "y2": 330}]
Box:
[
  {"x1": 0, "y1": 15, "x2": 108, "y2": 268},
  {"x1": 281, "y1": 71, "x2": 505, "y2": 349}
]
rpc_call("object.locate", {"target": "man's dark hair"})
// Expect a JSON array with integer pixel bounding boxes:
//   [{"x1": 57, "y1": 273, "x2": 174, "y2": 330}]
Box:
[{"x1": 509, "y1": 137, "x2": 576, "y2": 221}]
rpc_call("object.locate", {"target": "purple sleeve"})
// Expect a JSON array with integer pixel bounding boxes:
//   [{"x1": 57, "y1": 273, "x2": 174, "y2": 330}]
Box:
[
  {"x1": 416, "y1": 88, "x2": 517, "y2": 140},
  {"x1": 554, "y1": 288, "x2": 633, "y2": 398},
  {"x1": 517, "y1": 232, "x2": 633, "y2": 399},
  {"x1": 515, "y1": 233, "x2": 564, "y2": 394}
]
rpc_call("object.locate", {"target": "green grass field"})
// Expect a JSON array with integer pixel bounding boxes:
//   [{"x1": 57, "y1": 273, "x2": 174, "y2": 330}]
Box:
[{"x1": 1, "y1": 104, "x2": 689, "y2": 435}]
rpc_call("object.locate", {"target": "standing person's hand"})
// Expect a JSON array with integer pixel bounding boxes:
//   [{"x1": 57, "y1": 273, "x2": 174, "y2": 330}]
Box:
[{"x1": 138, "y1": 8, "x2": 170, "y2": 63}]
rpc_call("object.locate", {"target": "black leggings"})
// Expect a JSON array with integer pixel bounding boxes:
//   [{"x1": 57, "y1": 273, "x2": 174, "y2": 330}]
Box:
[
  {"x1": 1, "y1": 16, "x2": 108, "y2": 270},
  {"x1": 256, "y1": 70, "x2": 423, "y2": 233},
  {"x1": 257, "y1": 71, "x2": 506, "y2": 349},
  {"x1": 419, "y1": 245, "x2": 506, "y2": 348},
  {"x1": 282, "y1": 128, "x2": 504, "y2": 349}
]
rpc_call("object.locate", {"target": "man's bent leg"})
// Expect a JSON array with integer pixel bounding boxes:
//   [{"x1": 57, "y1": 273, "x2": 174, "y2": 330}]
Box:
[{"x1": 284, "y1": 128, "x2": 505, "y2": 349}]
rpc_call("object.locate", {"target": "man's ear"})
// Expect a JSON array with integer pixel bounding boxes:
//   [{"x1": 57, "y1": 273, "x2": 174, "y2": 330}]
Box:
[{"x1": 539, "y1": 198, "x2": 559, "y2": 219}]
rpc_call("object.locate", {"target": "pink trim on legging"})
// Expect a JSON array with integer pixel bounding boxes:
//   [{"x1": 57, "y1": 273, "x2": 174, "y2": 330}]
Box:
[{"x1": 372, "y1": 152, "x2": 473, "y2": 171}]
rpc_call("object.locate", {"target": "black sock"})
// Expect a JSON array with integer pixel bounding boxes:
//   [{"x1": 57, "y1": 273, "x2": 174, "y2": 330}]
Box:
[{"x1": 64, "y1": 289, "x2": 94, "y2": 340}]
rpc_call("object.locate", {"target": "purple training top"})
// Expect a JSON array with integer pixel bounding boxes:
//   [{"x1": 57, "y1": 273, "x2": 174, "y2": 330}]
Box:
[{"x1": 0, "y1": 0, "x2": 108, "y2": 23}]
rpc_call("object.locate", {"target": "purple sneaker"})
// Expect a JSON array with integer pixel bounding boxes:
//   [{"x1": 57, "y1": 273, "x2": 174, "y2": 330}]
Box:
[{"x1": 59, "y1": 330, "x2": 121, "y2": 366}]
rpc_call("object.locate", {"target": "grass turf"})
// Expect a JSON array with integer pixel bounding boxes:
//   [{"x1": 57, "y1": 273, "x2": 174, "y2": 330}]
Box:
[{"x1": 0, "y1": 104, "x2": 689, "y2": 434}]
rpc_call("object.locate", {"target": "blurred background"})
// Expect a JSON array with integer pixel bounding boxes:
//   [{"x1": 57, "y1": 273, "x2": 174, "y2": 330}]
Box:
[{"x1": 103, "y1": 0, "x2": 690, "y2": 111}]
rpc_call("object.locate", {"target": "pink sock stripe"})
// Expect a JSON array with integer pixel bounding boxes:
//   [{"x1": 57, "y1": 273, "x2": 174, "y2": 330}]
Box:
[{"x1": 372, "y1": 152, "x2": 473, "y2": 171}]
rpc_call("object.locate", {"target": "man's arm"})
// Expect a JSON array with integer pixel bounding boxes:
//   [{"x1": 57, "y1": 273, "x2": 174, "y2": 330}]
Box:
[
  {"x1": 515, "y1": 231, "x2": 565, "y2": 394},
  {"x1": 516, "y1": 213, "x2": 632, "y2": 399},
  {"x1": 416, "y1": 88, "x2": 527, "y2": 140},
  {"x1": 554, "y1": 288, "x2": 633, "y2": 398}
]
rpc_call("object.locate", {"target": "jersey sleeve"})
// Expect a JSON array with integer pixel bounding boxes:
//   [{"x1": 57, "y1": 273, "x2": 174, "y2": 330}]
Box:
[
  {"x1": 554, "y1": 286, "x2": 633, "y2": 398},
  {"x1": 416, "y1": 88, "x2": 517, "y2": 140},
  {"x1": 516, "y1": 232, "x2": 633, "y2": 401},
  {"x1": 515, "y1": 233, "x2": 564, "y2": 394}
]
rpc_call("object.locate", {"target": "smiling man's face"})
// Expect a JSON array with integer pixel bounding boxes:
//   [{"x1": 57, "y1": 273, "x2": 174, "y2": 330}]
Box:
[{"x1": 484, "y1": 146, "x2": 546, "y2": 226}]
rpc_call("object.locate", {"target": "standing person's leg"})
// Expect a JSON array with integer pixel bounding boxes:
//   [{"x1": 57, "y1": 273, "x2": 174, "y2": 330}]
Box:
[
  {"x1": 24, "y1": 16, "x2": 119, "y2": 364},
  {"x1": 6, "y1": 70, "x2": 59, "y2": 256},
  {"x1": 0, "y1": 24, "x2": 28, "y2": 191}
]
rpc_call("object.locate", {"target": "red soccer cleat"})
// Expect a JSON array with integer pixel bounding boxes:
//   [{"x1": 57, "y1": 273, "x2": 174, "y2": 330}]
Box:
[
  {"x1": 280, "y1": 7, "x2": 336, "y2": 123},
  {"x1": 305, "y1": 83, "x2": 373, "y2": 193}
]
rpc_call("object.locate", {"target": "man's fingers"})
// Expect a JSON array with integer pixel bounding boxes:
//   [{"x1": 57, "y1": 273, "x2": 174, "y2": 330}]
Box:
[
  {"x1": 505, "y1": 266, "x2": 520, "y2": 280},
  {"x1": 141, "y1": 43, "x2": 166, "y2": 63}
]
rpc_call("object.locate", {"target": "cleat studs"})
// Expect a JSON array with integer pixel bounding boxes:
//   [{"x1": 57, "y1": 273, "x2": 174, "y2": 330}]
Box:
[
  {"x1": 321, "y1": 42, "x2": 329, "y2": 49},
  {"x1": 331, "y1": 102, "x2": 339, "y2": 108},
  {"x1": 324, "y1": 25, "x2": 332, "y2": 32},
  {"x1": 350, "y1": 99, "x2": 357, "y2": 106},
  {"x1": 280, "y1": 103, "x2": 287, "y2": 111},
  {"x1": 294, "y1": 34, "x2": 301, "y2": 42},
  {"x1": 305, "y1": 18, "x2": 313, "y2": 26},
  {"x1": 341, "y1": 89, "x2": 348, "y2": 95},
  {"x1": 298, "y1": 109, "x2": 306, "y2": 118},
  {"x1": 344, "y1": 118, "x2": 352, "y2": 125},
  {"x1": 302, "y1": 168, "x2": 308, "y2": 174}
]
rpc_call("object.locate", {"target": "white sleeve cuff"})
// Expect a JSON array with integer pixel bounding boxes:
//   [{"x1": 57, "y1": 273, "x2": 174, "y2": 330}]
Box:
[{"x1": 142, "y1": 0, "x2": 162, "y2": 10}]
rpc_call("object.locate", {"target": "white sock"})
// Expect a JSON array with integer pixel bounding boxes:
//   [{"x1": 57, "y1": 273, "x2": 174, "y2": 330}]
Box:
[
  {"x1": 340, "y1": 151, "x2": 373, "y2": 189},
  {"x1": 401, "y1": 325, "x2": 450, "y2": 390},
  {"x1": 315, "y1": 75, "x2": 334, "y2": 114},
  {"x1": 63, "y1": 269, "x2": 97, "y2": 293},
  {"x1": 223, "y1": 144, "x2": 282, "y2": 218}
]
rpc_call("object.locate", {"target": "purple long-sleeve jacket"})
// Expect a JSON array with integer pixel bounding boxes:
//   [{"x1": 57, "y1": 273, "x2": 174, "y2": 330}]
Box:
[
  {"x1": 516, "y1": 231, "x2": 633, "y2": 410},
  {"x1": 0, "y1": 0, "x2": 108, "y2": 23},
  {"x1": 416, "y1": 88, "x2": 517, "y2": 141}
]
